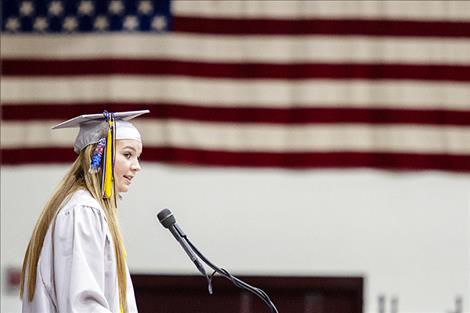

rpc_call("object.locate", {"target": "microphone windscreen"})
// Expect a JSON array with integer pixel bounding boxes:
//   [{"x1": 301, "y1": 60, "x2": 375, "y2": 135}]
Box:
[{"x1": 157, "y1": 208, "x2": 176, "y2": 228}]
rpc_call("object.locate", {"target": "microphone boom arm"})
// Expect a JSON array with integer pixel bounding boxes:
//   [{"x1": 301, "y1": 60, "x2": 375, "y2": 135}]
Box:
[
  {"x1": 157, "y1": 209, "x2": 279, "y2": 313},
  {"x1": 185, "y1": 237, "x2": 279, "y2": 313}
]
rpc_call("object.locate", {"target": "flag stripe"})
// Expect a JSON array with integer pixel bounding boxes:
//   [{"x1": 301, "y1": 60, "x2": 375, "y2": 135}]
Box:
[
  {"x1": 2, "y1": 147, "x2": 469, "y2": 172},
  {"x1": 173, "y1": 16, "x2": 470, "y2": 37},
  {"x1": 2, "y1": 104, "x2": 470, "y2": 126},
  {"x1": 146, "y1": 149, "x2": 470, "y2": 171},
  {"x1": 3, "y1": 59, "x2": 470, "y2": 82},
  {"x1": 173, "y1": 1, "x2": 470, "y2": 21},
  {"x1": 3, "y1": 35, "x2": 470, "y2": 65},
  {"x1": 3, "y1": 77, "x2": 469, "y2": 109},
  {"x1": 3, "y1": 120, "x2": 469, "y2": 154}
]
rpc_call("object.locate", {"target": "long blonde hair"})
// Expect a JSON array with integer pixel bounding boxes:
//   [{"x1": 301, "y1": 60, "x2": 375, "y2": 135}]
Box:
[{"x1": 20, "y1": 144, "x2": 128, "y2": 311}]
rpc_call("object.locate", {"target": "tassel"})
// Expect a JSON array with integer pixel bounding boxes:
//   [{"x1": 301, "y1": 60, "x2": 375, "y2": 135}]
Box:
[
  {"x1": 103, "y1": 114, "x2": 115, "y2": 199},
  {"x1": 89, "y1": 138, "x2": 106, "y2": 173}
]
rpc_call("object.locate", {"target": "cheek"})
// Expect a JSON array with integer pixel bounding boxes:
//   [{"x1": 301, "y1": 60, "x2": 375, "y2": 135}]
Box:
[{"x1": 114, "y1": 155, "x2": 127, "y2": 176}]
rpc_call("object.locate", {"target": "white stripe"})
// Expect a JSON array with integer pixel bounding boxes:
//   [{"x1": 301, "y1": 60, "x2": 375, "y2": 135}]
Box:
[
  {"x1": 173, "y1": 0, "x2": 470, "y2": 21},
  {"x1": 2, "y1": 77, "x2": 470, "y2": 110},
  {"x1": 1, "y1": 121, "x2": 77, "y2": 149},
  {"x1": 2, "y1": 35, "x2": 470, "y2": 65},
  {"x1": 2, "y1": 120, "x2": 470, "y2": 154}
]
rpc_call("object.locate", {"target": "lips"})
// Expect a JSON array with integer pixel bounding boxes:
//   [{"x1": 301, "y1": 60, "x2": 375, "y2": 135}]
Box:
[{"x1": 123, "y1": 175, "x2": 133, "y2": 183}]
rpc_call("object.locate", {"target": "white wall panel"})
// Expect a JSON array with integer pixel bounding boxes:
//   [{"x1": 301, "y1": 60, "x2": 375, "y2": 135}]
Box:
[{"x1": 1, "y1": 165, "x2": 469, "y2": 313}]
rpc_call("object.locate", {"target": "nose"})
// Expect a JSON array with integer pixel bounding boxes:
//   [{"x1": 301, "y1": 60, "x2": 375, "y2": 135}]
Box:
[{"x1": 131, "y1": 159, "x2": 141, "y2": 172}]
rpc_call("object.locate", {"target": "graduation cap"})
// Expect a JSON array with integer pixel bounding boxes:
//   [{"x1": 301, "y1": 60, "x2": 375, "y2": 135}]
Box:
[
  {"x1": 53, "y1": 110, "x2": 149, "y2": 153},
  {"x1": 53, "y1": 110, "x2": 149, "y2": 199}
]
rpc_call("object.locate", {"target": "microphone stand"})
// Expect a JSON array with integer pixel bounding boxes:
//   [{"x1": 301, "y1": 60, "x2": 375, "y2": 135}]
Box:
[{"x1": 183, "y1": 236, "x2": 280, "y2": 313}]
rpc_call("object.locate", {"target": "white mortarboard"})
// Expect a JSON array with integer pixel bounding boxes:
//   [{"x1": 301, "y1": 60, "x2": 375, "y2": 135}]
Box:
[{"x1": 53, "y1": 110, "x2": 149, "y2": 153}]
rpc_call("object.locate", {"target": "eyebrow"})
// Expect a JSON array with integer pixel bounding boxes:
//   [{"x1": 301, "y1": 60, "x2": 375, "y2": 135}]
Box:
[
  {"x1": 121, "y1": 146, "x2": 143, "y2": 156},
  {"x1": 122, "y1": 146, "x2": 137, "y2": 152}
]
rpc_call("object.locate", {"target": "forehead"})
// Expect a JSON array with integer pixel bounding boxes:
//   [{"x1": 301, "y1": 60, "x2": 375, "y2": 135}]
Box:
[{"x1": 116, "y1": 139, "x2": 143, "y2": 153}]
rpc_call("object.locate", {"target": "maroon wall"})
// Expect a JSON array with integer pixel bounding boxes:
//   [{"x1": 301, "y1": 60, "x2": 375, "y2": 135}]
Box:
[{"x1": 132, "y1": 274, "x2": 363, "y2": 313}]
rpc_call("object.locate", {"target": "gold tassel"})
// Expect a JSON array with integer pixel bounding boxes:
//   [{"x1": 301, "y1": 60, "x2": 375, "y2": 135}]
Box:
[{"x1": 103, "y1": 118, "x2": 114, "y2": 199}]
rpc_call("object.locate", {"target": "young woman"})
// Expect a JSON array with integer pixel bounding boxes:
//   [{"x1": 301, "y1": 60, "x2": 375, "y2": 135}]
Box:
[{"x1": 20, "y1": 110, "x2": 148, "y2": 313}]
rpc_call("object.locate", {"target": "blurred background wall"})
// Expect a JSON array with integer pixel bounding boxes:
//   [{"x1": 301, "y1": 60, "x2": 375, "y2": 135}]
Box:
[
  {"x1": 2, "y1": 166, "x2": 469, "y2": 313},
  {"x1": 1, "y1": 1, "x2": 469, "y2": 313}
]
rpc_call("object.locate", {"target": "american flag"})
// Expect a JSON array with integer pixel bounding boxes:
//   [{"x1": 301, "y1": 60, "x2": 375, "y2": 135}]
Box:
[{"x1": 2, "y1": 0, "x2": 470, "y2": 171}]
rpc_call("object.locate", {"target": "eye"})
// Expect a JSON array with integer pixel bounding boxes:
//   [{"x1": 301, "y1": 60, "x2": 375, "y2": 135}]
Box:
[{"x1": 123, "y1": 152, "x2": 132, "y2": 159}]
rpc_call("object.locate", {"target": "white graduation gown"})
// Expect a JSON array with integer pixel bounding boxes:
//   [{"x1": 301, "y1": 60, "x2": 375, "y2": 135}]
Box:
[{"x1": 22, "y1": 189, "x2": 138, "y2": 313}]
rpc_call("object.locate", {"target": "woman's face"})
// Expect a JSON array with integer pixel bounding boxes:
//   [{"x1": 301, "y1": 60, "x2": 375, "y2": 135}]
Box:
[{"x1": 114, "y1": 139, "x2": 143, "y2": 193}]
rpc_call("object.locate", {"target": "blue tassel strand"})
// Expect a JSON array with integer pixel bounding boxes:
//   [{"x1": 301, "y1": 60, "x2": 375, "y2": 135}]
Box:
[{"x1": 89, "y1": 138, "x2": 106, "y2": 173}]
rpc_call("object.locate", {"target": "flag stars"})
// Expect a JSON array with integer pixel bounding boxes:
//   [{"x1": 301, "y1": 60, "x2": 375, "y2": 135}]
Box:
[
  {"x1": 138, "y1": 1, "x2": 153, "y2": 15},
  {"x1": 123, "y1": 16, "x2": 139, "y2": 31},
  {"x1": 33, "y1": 17, "x2": 49, "y2": 32},
  {"x1": 63, "y1": 16, "x2": 78, "y2": 32},
  {"x1": 4, "y1": 0, "x2": 171, "y2": 33},
  {"x1": 94, "y1": 15, "x2": 109, "y2": 31},
  {"x1": 5, "y1": 17, "x2": 21, "y2": 32},
  {"x1": 78, "y1": 1, "x2": 94, "y2": 16},
  {"x1": 109, "y1": 0, "x2": 125, "y2": 15},
  {"x1": 151, "y1": 15, "x2": 167, "y2": 31},
  {"x1": 19, "y1": 1, "x2": 34, "y2": 17},
  {"x1": 48, "y1": 1, "x2": 64, "y2": 16}
]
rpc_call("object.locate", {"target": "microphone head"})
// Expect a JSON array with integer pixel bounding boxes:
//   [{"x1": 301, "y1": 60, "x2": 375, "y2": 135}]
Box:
[{"x1": 157, "y1": 208, "x2": 176, "y2": 228}]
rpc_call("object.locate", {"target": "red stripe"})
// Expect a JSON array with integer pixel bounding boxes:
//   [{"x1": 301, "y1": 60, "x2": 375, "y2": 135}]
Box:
[
  {"x1": 2, "y1": 103, "x2": 470, "y2": 126},
  {"x1": 3, "y1": 59, "x2": 470, "y2": 81},
  {"x1": 173, "y1": 16, "x2": 470, "y2": 38},
  {"x1": 2, "y1": 147, "x2": 469, "y2": 171},
  {"x1": 1, "y1": 148, "x2": 77, "y2": 164}
]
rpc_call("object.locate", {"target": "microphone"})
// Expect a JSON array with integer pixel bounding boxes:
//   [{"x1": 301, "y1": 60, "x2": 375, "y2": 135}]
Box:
[{"x1": 157, "y1": 209, "x2": 209, "y2": 280}]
